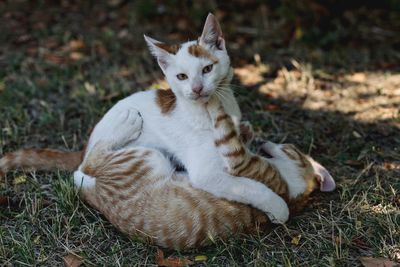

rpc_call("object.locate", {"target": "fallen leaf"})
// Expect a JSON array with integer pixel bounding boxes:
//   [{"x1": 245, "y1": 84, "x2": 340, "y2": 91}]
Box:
[
  {"x1": 115, "y1": 67, "x2": 132, "y2": 78},
  {"x1": 84, "y1": 82, "x2": 96, "y2": 94},
  {"x1": 359, "y1": 256, "x2": 398, "y2": 267},
  {"x1": 63, "y1": 254, "x2": 82, "y2": 267},
  {"x1": 156, "y1": 248, "x2": 193, "y2": 267},
  {"x1": 67, "y1": 40, "x2": 85, "y2": 50},
  {"x1": 13, "y1": 175, "x2": 27, "y2": 185},
  {"x1": 264, "y1": 104, "x2": 280, "y2": 111},
  {"x1": 69, "y1": 52, "x2": 84, "y2": 61},
  {"x1": 352, "y1": 131, "x2": 362, "y2": 138},
  {"x1": 291, "y1": 234, "x2": 302, "y2": 246},
  {"x1": 383, "y1": 162, "x2": 400, "y2": 170},
  {"x1": 44, "y1": 53, "x2": 66, "y2": 65},
  {"x1": 194, "y1": 255, "x2": 207, "y2": 262}
]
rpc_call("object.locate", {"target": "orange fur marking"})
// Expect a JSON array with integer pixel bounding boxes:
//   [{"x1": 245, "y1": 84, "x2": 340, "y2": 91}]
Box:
[
  {"x1": 156, "y1": 89, "x2": 177, "y2": 114},
  {"x1": 214, "y1": 131, "x2": 237, "y2": 146},
  {"x1": 224, "y1": 147, "x2": 245, "y2": 157},
  {"x1": 214, "y1": 114, "x2": 230, "y2": 128},
  {"x1": 188, "y1": 44, "x2": 218, "y2": 63}
]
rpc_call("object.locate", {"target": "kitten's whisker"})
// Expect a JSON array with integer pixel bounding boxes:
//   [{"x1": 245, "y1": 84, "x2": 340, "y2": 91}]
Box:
[{"x1": 215, "y1": 89, "x2": 229, "y2": 103}]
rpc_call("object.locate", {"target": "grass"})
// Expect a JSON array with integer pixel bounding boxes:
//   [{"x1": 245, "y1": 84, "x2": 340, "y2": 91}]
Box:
[{"x1": 1, "y1": 1, "x2": 399, "y2": 266}]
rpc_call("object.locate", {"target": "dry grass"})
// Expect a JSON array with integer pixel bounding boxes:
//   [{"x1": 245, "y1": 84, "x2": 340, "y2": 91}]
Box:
[{"x1": 1, "y1": 1, "x2": 399, "y2": 266}]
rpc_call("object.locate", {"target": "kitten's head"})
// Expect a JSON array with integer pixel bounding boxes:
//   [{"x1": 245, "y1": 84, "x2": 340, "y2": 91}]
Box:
[
  {"x1": 259, "y1": 141, "x2": 335, "y2": 206},
  {"x1": 144, "y1": 13, "x2": 231, "y2": 103}
]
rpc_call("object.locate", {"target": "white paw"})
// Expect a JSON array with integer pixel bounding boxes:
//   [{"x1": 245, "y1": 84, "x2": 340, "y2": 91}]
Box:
[
  {"x1": 264, "y1": 195, "x2": 289, "y2": 224},
  {"x1": 114, "y1": 108, "x2": 143, "y2": 141},
  {"x1": 73, "y1": 170, "x2": 96, "y2": 188}
]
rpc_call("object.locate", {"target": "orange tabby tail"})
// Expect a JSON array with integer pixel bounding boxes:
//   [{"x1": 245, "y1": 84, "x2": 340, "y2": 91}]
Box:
[{"x1": 0, "y1": 149, "x2": 83, "y2": 176}]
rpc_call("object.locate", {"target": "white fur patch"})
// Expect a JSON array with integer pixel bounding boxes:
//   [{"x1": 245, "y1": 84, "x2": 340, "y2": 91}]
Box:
[
  {"x1": 73, "y1": 169, "x2": 96, "y2": 188},
  {"x1": 265, "y1": 142, "x2": 307, "y2": 198}
]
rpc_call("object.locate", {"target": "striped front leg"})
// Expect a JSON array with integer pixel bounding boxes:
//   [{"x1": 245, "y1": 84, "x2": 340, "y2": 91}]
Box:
[
  {"x1": 207, "y1": 97, "x2": 289, "y2": 200},
  {"x1": 208, "y1": 100, "x2": 251, "y2": 174}
]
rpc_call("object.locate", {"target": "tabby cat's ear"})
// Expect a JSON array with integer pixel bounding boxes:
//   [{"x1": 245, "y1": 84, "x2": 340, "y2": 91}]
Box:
[
  {"x1": 310, "y1": 159, "x2": 336, "y2": 192},
  {"x1": 199, "y1": 13, "x2": 225, "y2": 50},
  {"x1": 144, "y1": 35, "x2": 170, "y2": 71}
]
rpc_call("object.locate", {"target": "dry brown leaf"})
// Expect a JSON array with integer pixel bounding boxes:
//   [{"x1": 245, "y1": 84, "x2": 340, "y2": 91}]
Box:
[
  {"x1": 291, "y1": 234, "x2": 301, "y2": 246},
  {"x1": 264, "y1": 104, "x2": 280, "y2": 111},
  {"x1": 44, "y1": 53, "x2": 67, "y2": 65},
  {"x1": 383, "y1": 162, "x2": 400, "y2": 170},
  {"x1": 67, "y1": 40, "x2": 85, "y2": 50},
  {"x1": 156, "y1": 248, "x2": 193, "y2": 267},
  {"x1": 69, "y1": 52, "x2": 84, "y2": 61},
  {"x1": 63, "y1": 254, "x2": 82, "y2": 267},
  {"x1": 115, "y1": 67, "x2": 132, "y2": 78},
  {"x1": 359, "y1": 256, "x2": 398, "y2": 267}
]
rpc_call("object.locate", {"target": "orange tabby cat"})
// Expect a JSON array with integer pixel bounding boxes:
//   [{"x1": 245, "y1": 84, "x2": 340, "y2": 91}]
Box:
[{"x1": 73, "y1": 97, "x2": 335, "y2": 249}]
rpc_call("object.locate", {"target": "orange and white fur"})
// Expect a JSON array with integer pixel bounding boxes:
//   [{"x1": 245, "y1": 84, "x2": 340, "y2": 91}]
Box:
[
  {"x1": 75, "y1": 97, "x2": 335, "y2": 249},
  {"x1": 74, "y1": 14, "x2": 291, "y2": 223}
]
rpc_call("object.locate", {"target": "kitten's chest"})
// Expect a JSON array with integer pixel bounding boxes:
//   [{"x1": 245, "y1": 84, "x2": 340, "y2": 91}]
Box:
[
  {"x1": 163, "y1": 114, "x2": 213, "y2": 148},
  {"x1": 135, "y1": 106, "x2": 213, "y2": 150}
]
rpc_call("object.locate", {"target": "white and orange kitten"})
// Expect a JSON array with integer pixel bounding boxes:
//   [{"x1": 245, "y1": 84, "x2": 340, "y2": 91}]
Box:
[{"x1": 74, "y1": 13, "x2": 292, "y2": 223}]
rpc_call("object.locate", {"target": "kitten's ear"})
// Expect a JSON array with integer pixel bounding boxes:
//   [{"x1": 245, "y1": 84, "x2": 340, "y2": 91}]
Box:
[
  {"x1": 144, "y1": 35, "x2": 170, "y2": 71},
  {"x1": 199, "y1": 13, "x2": 225, "y2": 50},
  {"x1": 309, "y1": 158, "x2": 336, "y2": 192}
]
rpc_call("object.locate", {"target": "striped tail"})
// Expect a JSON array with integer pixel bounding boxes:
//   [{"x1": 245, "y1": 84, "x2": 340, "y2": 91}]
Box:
[{"x1": 0, "y1": 149, "x2": 84, "y2": 176}]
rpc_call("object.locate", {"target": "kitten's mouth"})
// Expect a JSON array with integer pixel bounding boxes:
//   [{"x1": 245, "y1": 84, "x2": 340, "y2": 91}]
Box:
[{"x1": 190, "y1": 94, "x2": 210, "y2": 101}]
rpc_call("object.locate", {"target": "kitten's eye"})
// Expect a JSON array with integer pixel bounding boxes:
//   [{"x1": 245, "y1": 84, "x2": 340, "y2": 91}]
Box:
[
  {"x1": 202, "y1": 64, "x2": 213, "y2": 74},
  {"x1": 176, "y1": 73, "x2": 188, "y2": 80}
]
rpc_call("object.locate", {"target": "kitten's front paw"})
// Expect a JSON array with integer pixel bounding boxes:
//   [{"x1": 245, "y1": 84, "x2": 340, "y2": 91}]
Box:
[{"x1": 264, "y1": 196, "x2": 289, "y2": 224}]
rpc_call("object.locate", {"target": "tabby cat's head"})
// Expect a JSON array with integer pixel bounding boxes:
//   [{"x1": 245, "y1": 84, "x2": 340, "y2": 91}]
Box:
[
  {"x1": 144, "y1": 13, "x2": 231, "y2": 103},
  {"x1": 259, "y1": 141, "x2": 335, "y2": 203}
]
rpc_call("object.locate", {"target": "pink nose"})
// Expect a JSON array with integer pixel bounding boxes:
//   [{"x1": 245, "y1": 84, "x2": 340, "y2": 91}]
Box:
[{"x1": 192, "y1": 86, "x2": 203, "y2": 95}]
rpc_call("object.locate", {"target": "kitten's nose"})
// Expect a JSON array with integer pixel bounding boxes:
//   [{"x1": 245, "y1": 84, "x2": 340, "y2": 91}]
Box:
[{"x1": 192, "y1": 86, "x2": 203, "y2": 95}]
